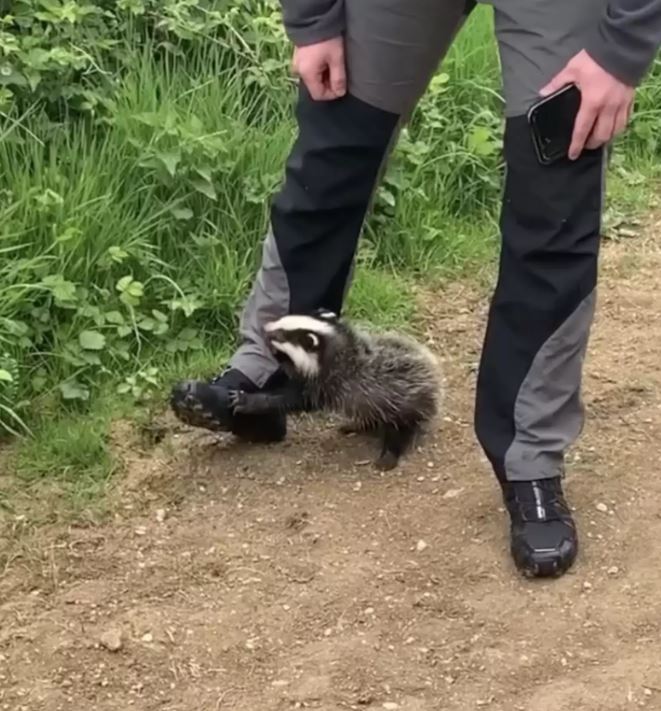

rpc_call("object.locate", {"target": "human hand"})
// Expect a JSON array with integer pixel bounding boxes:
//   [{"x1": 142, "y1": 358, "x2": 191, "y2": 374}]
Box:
[
  {"x1": 540, "y1": 49, "x2": 635, "y2": 160},
  {"x1": 292, "y1": 36, "x2": 346, "y2": 101}
]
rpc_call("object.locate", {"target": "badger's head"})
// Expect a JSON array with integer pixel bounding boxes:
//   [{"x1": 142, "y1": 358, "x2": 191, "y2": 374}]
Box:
[{"x1": 263, "y1": 309, "x2": 346, "y2": 380}]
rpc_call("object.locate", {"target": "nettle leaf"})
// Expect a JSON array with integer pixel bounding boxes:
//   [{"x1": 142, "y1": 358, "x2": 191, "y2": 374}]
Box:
[
  {"x1": 80, "y1": 350, "x2": 102, "y2": 365},
  {"x1": 157, "y1": 150, "x2": 181, "y2": 178},
  {"x1": 41, "y1": 275, "x2": 77, "y2": 304},
  {"x1": 171, "y1": 206, "x2": 193, "y2": 221},
  {"x1": 195, "y1": 166, "x2": 213, "y2": 183},
  {"x1": 116, "y1": 275, "x2": 133, "y2": 292},
  {"x1": 59, "y1": 379, "x2": 90, "y2": 401},
  {"x1": 138, "y1": 317, "x2": 155, "y2": 332},
  {"x1": 0, "y1": 63, "x2": 28, "y2": 87},
  {"x1": 379, "y1": 188, "x2": 396, "y2": 209},
  {"x1": 467, "y1": 126, "x2": 497, "y2": 156},
  {"x1": 0, "y1": 369, "x2": 13, "y2": 382},
  {"x1": 118, "y1": 0, "x2": 146, "y2": 14},
  {"x1": 190, "y1": 176, "x2": 217, "y2": 201},
  {"x1": 127, "y1": 282, "x2": 144, "y2": 298},
  {"x1": 108, "y1": 245, "x2": 129, "y2": 263},
  {"x1": 168, "y1": 294, "x2": 203, "y2": 317},
  {"x1": 79, "y1": 330, "x2": 106, "y2": 350},
  {"x1": 35, "y1": 188, "x2": 64, "y2": 210},
  {"x1": 105, "y1": 310, "x2": 124, "y2": 325},
  {"x1": 55, "y1": 226, "x2": 81, "y2": 243},
  {"x1": 116, "y1": 276, "x2": 144, "y2": 306}
]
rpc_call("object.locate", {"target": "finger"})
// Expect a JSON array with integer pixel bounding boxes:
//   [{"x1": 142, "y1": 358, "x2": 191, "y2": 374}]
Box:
[
  {"x1": 291, "y1": 49, "x2": 301, "y2": 76},
  {"x1": 540, "y1": 68, "x2": 572, "y2": 97},
  {"x1": 328, "y1": 53, "x2": 347, "y2": 97},
  {"x1": 612, "y1": 105, "x2": 629, "y2": 138},
  {"x1": 568, "y1": 101, "x2": 598, "y2": 160},
  {"x1": 300, "y1": 67, "x2": 328, "y2": 100},
  {"x1": 585, "y1": 108, "x2": 616, "y2": 150}
]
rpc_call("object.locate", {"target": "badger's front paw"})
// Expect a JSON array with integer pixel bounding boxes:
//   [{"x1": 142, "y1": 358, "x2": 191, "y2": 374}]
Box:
[
  {"x1": 228, "y1": 389, "x2": 248, "y2": 414},
  {"x1": 375, "y1": 450, "x2": 399, "y2": 471}
]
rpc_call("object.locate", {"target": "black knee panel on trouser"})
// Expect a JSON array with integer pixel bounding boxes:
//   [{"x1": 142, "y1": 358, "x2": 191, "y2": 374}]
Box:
[
  {"x1": 475, "y1": 115, "x2": 605, "y2": 483},
  {"x1": 271, "y1": 85, "x2": 399, "y2": 314}
]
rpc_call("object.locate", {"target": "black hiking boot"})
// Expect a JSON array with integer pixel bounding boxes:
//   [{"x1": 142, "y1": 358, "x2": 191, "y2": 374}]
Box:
[
  {"x1": 170, "y1": 368, "x2": 287, "y2": 443},
  {"x1": 503, "y1": 477, "x2": 578, "y2": 578}
]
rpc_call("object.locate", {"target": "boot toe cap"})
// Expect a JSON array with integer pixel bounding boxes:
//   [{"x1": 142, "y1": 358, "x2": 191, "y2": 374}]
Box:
[{"x1": 511, "y1": 521, "x2": 578, "y2": 578}]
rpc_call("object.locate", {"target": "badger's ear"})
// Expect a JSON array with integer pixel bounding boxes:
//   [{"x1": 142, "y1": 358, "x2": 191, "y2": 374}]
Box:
[
  {"x1": 314, "y1": 308, "x2": 338, "y2": 322},
  {"x1": 305, "y1": 332, "x2": 320, "y2": 349}
]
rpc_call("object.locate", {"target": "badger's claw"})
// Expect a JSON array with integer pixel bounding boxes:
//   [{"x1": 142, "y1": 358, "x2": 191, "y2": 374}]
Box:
[
  {"x1": 228, "y1": 389, "x2": 248, "y2": 413},
  {"x1": 375, "y1": 451, "x2": 399, "y2": 471}
]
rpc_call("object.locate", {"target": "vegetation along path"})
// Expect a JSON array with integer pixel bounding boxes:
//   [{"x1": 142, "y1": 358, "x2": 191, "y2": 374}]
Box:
[{"x1": 2, "y1": 216, "x2": 661, "y2": 711}]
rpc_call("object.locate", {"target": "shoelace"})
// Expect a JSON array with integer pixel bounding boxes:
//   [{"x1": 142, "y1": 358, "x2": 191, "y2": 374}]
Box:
[{"x1": 508, "y1": 480, "x2": 571, "y2": 523}]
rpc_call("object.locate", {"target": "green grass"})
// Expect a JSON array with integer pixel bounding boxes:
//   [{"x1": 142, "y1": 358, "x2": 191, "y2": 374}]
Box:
[
  {"x1": 1, "y1": 4, "x2": 661, "y2": 509},
  {"x1": 15, "y1": 412, "x2": 114, "y2": 488}
]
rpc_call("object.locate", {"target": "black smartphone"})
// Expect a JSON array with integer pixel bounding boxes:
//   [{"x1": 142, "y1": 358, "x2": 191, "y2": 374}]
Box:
[{"x1": 527, "y1": 83, "x2": 582, "y2": 165}]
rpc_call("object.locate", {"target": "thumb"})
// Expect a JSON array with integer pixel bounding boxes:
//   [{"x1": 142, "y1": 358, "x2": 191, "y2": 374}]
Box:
[
  {"x1": 328, "y1": 53, "x2": 347, "y2": 97},
  {"x1": 540, "y1": 68, "x2": 573, "y2": 97}
]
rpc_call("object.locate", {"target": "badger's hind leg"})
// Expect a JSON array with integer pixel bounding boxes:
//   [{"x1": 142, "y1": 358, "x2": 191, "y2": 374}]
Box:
[
  {"x1": 375, "y1": 421, "x2": 419, "y2": 471},
  {"x1": 338, "y1": 420, "x2": 380, "y2": 437}
]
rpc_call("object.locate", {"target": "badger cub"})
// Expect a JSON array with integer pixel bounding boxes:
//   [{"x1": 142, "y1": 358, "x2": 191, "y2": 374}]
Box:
[{"x1": 228, "y1": 309, "x2": 443, "y2": 470}]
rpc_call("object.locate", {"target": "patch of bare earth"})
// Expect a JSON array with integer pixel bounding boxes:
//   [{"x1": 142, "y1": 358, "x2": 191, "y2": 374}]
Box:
[{"x1": 2, "y1": 219, "x2": 661, "y2": 711}]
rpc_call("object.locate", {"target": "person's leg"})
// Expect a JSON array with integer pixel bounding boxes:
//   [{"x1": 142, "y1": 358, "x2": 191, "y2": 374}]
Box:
[
  {"x1": 171, "y1": 0, "x2": 474, "y2": 440},
  {"x1": 475, "y1": 0, "x2": 608, "y2": 577}
]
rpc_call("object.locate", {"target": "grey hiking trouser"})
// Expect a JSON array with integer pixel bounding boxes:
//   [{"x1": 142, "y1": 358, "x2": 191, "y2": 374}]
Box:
[{"x1": 229, "y1": 0, "x2": 608, "y2": 483}]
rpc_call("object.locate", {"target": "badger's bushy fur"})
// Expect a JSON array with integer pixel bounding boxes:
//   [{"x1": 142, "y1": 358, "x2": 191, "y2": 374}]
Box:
[
  {"x1": 299, "y1": 320, "x2": 441, "y2": 432},
  {"x1": 229, "y1": 309, "x2": 444, "y2": 469}
]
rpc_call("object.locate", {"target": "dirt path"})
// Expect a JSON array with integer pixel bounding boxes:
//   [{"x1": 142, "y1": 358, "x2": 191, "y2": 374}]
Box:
[{"x1": 2, "y1": 220, "x2": 661, "y2": 711}]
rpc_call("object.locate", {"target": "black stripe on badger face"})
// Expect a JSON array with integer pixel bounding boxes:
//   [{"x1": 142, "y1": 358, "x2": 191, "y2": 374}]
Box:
[{"x1": 263, "y1": 315, "x2": 335, "y2": 378}]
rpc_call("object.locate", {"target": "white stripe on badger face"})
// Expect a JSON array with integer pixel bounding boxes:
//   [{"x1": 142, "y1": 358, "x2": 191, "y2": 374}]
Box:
[
  {"x1": 271, "y1": 340, "x2": 320, "y2": 377},
  {"x1": 264, "y1": 315, "x2": 335, "y2": 337}
]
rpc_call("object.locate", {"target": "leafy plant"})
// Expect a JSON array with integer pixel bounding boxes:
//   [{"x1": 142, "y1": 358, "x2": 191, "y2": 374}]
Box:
[{"x1": 0, "y1": 0, "x2": 659, "y2": 443}]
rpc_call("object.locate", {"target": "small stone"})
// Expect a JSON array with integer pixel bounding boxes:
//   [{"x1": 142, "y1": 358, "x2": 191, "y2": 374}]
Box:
[
  {"x1": 134, "y1": 526, "x2": 147, "y2": 536},
  {"x1": 443, "y1": 488, "x2": 464, "y2": 499},
  {"x1": 644, "y1": 688, "x2": 653, "y2": 697},
  {"x1": 156, "y1": 509, "x2": 166, "y2": 523},
  {"x1": 583, "y1": 581, "x2": 592, "y2": 591},
  {"x1": 99, "y1": 628, "x2": 123, "y2": 652},
  {"x1": 141, "y1": 632, "x2": 153, "y2": 643},
  {"x1": 324, "y1": 628, "x2": 332, "y2": 637},
  {"x1": 272, "y1": 680, "x2": 289, "y2": 688},
  {"x1": 595, "y1": 502, "x2": 608, "y2": 513},
  {"x1": 607, "y1": 566, "x2": 619, "y2": 576},
  {"x1": 416, "y1": 539, "x2": 428, "y2": 552},
  {"x1": 383, "y1": 703, "x2": 399, "y2": 710},
  {"x1": 365, "y1": 607, "x2": 375, "y2": 615}
]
